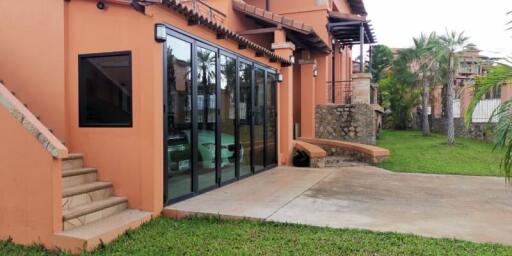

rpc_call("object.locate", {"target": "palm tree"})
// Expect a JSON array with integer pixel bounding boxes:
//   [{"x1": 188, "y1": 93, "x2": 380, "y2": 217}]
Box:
[
  {"x1": 197, "y1": 49, "x2": 216, "y2": 126},
  {"x1": 439, "y1": 31, "x2": 470, "y2": 145},
  {"x1": 410, "y1": 33, "x2": 443, "y2": 136},
  {"x1": 380, "y1": 49, "x2": 421, "y2": 129},
  {"x1": 465, "y1": 11, "x2": 512, "y2": 179}
]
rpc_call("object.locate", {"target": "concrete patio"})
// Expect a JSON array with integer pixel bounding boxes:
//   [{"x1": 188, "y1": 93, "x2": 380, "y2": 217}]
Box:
[{"x1": 164, "y1": 166, "x2": 512, "y2": 245}]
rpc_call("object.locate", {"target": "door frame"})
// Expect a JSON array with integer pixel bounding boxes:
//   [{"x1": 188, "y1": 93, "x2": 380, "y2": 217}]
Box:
[{"x1": 163, "y1": 29, "x2": 196, "y2": 205}]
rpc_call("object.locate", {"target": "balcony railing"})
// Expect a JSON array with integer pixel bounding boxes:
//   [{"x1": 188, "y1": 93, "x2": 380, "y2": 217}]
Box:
[
  {"x1": 179, "y1": 0, "x2": 227, "y2": 24},
  {"x1": 326, "y1": 80, "x2": 352, "y2": 105}
]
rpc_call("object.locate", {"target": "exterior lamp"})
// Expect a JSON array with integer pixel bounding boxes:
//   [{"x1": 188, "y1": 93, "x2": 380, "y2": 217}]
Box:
[
  {"x1": 289, "y1": 55, "x2": 295, "y2": 64},
  {"x1": 313, "y1": 68, "x2": 318, "y2": 77},
  {"x1": 155, "y1": 23, "x2": 167, "y2": 43},
  {"x1": 278, "y1": 73, "x2": 284, "y2": 82}
]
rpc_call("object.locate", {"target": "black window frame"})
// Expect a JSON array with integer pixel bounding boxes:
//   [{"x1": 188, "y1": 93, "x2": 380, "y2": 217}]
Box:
[{"x1": 78, "y1": 51, "x2": 133, "y2": 128}]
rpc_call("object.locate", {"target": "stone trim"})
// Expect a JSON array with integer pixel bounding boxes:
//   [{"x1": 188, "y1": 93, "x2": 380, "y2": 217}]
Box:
[
  {"x1": 271, "y1": 42, "x2": 296, "y2": 51},
  {"x1": 0, "y1": 82, "x2": 68, "y2": 158},
  {"x1": 298, "y1": 59, "x2": 317, "y2": 65}
]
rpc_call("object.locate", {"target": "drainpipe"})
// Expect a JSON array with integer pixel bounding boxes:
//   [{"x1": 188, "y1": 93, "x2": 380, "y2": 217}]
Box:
[{"x1": 332, "y1": 39, "x2": 336, "y2": 103}]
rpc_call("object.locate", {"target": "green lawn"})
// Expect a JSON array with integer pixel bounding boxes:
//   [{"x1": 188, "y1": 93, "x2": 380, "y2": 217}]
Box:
[
  {"x1": 377, "y1": 130, "x2": 503, "y2": 176},
  {"x1": 2, "y1": 217, "x2": 512, "y2": 256}
]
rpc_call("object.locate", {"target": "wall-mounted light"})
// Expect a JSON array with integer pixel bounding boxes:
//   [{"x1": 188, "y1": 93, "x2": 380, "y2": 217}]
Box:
[
  {"x1": 313, "y1": 68, "x2": 318, "y2": 77},
  {"x1": 278, "y1": 73, "x2": 284, "y2": 83},
  {"x1": 289, "y1": 55, "x2": 295, "y2": 65},
  {"x1": 155, "y1": 23, "x2": 167, "y2": 43},
  {"x1": 96, "y1": 1, "x2": 106, "y2": 10},
  {"x1": 331, "y1": 39, "x2": 337, "y2": 45}
]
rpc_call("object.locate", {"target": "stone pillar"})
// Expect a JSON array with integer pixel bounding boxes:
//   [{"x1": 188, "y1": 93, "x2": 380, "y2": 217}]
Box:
[
  {"x1": 351, "y1": 73, "x2": 372, "y2": 104},
  {"x1": 299, "y1": 54, "x2": 316, "y2": 138},
  {"x1": 272, "y1": 29, "x2": 295, "y2": 165}
]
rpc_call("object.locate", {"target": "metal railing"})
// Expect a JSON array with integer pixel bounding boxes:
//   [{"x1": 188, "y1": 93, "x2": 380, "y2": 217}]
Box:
[
  {"x1": 180, "y1": 0, "x2": 227, "y2": 24},
  {"x1": 326, "y1": 80, "x2": 352, "y2": 105}
]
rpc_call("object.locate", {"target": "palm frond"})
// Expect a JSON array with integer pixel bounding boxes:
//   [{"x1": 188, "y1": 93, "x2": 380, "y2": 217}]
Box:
[{"x1": 487, "y1": 99, "x2": 512, "y2": 180}]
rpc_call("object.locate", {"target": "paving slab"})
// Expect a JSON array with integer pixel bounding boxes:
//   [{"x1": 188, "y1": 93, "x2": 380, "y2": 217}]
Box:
[
  {"x1": 165, "y1": 167, "x2": 332, "y2": 219},
  {"x1": 165, "y1": 165, "x2": 512, "y2": 245}
]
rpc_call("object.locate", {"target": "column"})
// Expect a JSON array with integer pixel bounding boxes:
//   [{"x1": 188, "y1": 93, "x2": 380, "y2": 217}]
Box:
[
  {"x1": 272, "y1": 30, "x2": 295, "y2": 165},
  {"x1": 299, "y1": 55, "x2": 316, "y2": 138}
]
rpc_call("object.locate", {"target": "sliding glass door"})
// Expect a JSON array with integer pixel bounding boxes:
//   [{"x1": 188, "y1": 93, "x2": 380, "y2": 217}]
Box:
[
  {"x1": 165, "y1": 34, "x2": 193, "y2": 202},
  {"x1": 239, "y1": 61, "x2": 253, "y2": 178},
  {"x1": 219, "y1": 53, "x2": 237, "y2": 183},
  {"x1": 253, "y1": 68, "x2": 265, "y2": 173},
  {"x1": 164, "y1": 27, "x2": 278, "y2": 204},
  {"x1": 265, "y1": 73, "x2": 278, "y2": 167}
]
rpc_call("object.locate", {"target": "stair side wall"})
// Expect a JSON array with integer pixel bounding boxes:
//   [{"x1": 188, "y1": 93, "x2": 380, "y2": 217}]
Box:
[{"x1": 0, "y1": 105, "x2": 63, "y2": 247}]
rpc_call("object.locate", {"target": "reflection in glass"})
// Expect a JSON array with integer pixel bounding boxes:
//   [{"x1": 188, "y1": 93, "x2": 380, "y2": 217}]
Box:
[
  {"x1": 254, "y1": 68, "x2": 265, "y2": 172},
  {"x1": 265, "y1": 73, "x2": 277, "y2": 166},
  {"x1": 220, "y1": 55, "x2": 237, "y2": 182},
  {"x1": 239, "y1": 62, "x2": 252, "y2": 177},
  {"x1": 79, "y1": 54, "x2": 132, "y2": 126},
  {"x1": 166, "y1": 36, "x2": 192, "y2": 201},
  {"x1": 196, "y1": 47, "x2": 217, "y2": 191}
]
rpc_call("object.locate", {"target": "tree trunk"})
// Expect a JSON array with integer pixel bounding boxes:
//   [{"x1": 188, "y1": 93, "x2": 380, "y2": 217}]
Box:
[
  {"x1": 446, "y1": 56, "x2": 456, "y2": 145},
  {"x1": 421, "y1": 78, "x2": 431, "y2": 136}
]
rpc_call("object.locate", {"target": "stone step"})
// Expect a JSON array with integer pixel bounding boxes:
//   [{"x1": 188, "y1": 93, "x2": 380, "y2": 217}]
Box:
[
  {"x1": 63, "y1": 196, "x2": 128, "y2": 221},
  {"x1": 62, "y1": 168, "x2": 97, "y2": 189},
  {"x1": 62, "y1": 153, "x2": 84, "y2": 170},
  {"x1": 63, "y1": 197, "x2": 128, "y2": 230},
  {"x1": 55, "y1": 209, "x2": 152, "y2": 252},
  {"x1": 62, "y1": 182, "x2": 113, "y2": 210}
]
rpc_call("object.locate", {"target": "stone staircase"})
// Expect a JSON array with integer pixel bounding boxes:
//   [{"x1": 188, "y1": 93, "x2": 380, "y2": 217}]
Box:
[
  {"x1": 57, "y1": 153, "x2": 152, "y2": 251},
  {"x1": 1, "y1": 81, "x2": 152, "y2": 252}
]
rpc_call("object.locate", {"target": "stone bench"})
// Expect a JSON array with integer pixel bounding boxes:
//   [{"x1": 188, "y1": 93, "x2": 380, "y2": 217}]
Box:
[
  {"x1": 297, "y1": 137, "x2": 389, "y2": 165},
  {"x1": 294, "y1": 140, "x2": 327, "y2": 168}
]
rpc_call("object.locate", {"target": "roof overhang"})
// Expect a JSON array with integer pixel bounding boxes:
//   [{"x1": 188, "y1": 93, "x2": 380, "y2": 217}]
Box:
[
  {"x1": 328, "y1": 11, "x2": 376, "y2": 45},
  {"x1": 233, "y1": 0, "x2": 331, "y2": 53},
  {"x1": 347, "y1": 0, "x2": 367, "y2": 16},
  {"x1": 161, "y1": 0, "x2": 292, "y2": 66}
]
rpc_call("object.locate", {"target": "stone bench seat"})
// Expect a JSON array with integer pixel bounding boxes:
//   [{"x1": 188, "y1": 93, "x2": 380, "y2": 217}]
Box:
[
  {"x1": 294, "y1": 140, "x2": 327, "y2": 168},
  {"x1": 297, "y1": 137, "x2": 390, "y2": 165}
]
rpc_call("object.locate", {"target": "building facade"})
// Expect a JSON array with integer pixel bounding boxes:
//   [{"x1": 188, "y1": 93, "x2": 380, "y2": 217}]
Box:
[{"x1": 0, "y1": 0, "x2": 376, "y2": 251}]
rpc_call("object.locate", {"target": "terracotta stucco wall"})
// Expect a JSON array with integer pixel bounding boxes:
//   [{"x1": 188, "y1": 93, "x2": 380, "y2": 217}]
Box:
[
  {"x1": 66, "y1": 1, "x2": 163, "y2": 214},
  {"x1": 65, "y1": 1, "x2": 282, "y2": 214},
  {"x1": 0, "y1": 106, "x2": 62, "y2": 247},
  {"x1": 0, "y1": 0, "x2": 66, "y2": 141}
]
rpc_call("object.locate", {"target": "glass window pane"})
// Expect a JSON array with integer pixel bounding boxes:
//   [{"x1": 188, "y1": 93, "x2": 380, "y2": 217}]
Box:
[
  {"x1": 79, "y1": 53, "x2": 132, "y2": 126},
  {"x1": 265, "y1": 73, "x2": 277, "y2": 166},
  {"x1": 239, "y1": 62, "x2": 252, "y2": 177},
  {"x1": 166, "y1": 36, "x2": 192, "y2": 201},
  {"x1": 220, "y1": 55, "x2": 237, "y2": 182},
  {"x1": 254, "y1": 68, "x2": 265, "y2": 172},
  {"x1": 196, "y1": 46, "x2": 217, "y2": 191}
]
